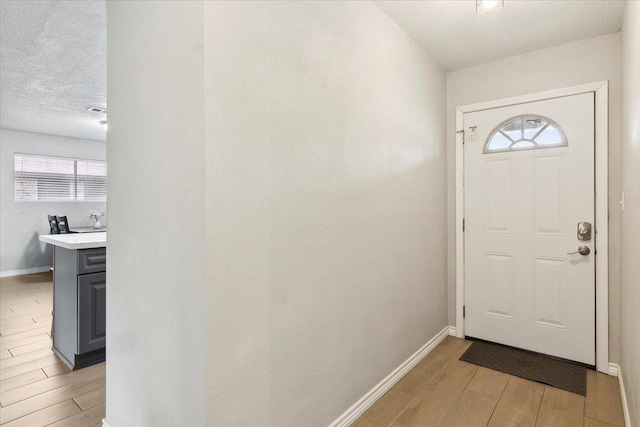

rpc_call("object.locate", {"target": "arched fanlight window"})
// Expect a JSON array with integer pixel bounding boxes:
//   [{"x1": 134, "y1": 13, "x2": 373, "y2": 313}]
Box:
[{"x1": 484, "y1": 115, "x2": 568, "y2": 154}]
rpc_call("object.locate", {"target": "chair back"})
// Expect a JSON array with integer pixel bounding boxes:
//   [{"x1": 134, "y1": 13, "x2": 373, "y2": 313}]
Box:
[
  {"x1": 48, "y1": 215, "x2": 60, "y2": 234},
  {"x1": 56, "y1": 216, "x2": 70, "y2": 234}
]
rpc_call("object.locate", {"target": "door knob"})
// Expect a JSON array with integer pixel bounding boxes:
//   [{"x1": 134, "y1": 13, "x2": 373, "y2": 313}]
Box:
[{"x1": 567, "y1": 245, "x2": 590, "y2": 256}]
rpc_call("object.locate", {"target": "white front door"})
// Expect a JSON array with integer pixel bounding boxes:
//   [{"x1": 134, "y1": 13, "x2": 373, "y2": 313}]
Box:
[{"x1": 464, "y1": 93, "x2": 595, "y2": 365}]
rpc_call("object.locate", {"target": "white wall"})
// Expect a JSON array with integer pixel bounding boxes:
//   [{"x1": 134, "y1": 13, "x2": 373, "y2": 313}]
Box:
[
  {"x1": 106, "y1": 2, "x2": 206, "y2": 426},
  {"x1": 620, "y1": 1, "x2": 640, "y2": 424},
  {"x1": 204, "y1": 2, "x2": 446, "y2": 425},
  {"x1": 108, "y1": 1, "x2": 447, "y2": 425},
  {"x1": 0, "y1": 128, "x2": 106, "y2": 275},
  {"x1": 446, "y1": 33, "x2": 623, "y2": 363}
]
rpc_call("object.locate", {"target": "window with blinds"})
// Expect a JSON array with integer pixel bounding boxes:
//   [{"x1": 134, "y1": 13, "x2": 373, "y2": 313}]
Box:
[{"x1": 14, "y1": 154, "x2": 107, "y2": 202}]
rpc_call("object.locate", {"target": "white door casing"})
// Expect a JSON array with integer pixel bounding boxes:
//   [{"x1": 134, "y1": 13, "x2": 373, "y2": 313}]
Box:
[
  {"x1": 463, "y1": 93, "x2": 595, "y2": 365},
  {"x1": 454, "y1": 82, "x2": 609, "y2": 373}
]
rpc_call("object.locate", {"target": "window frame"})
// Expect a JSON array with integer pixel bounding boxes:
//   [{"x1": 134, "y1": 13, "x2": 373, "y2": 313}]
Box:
[
  {"x1": 13, "y1": 153, "x2": 107, "y2": 203},
  {"x1": 483, "y1": 114, "x2": 568, "y2": 154}
]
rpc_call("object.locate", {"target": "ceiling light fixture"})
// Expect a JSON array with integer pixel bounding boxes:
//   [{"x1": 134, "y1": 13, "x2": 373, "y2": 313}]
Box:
[
  {"x1": 476, "y1": 0, "x2": 503, "y2": 14},
  {"x1": 99, "y1": 120, "x2": 107, "y2": 130}
]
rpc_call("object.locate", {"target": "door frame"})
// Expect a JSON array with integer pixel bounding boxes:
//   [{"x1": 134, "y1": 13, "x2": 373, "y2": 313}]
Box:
[{"x1": 454, "y1": 81, "x2": 609, "y2": 373}]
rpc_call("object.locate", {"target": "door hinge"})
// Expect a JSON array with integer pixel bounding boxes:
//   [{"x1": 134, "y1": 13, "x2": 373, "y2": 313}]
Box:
[
  {"x1": 462, "y1": 218, "x2": 465, "y2": 232},
  {"x1": 463, "y1": 305, "x2": 466, "y2": 318}
]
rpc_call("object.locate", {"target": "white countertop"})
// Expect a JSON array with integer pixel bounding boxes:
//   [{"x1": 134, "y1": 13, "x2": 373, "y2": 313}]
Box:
[{"x1": 39, "y1": 233, "x2": 106, "y2": 250}]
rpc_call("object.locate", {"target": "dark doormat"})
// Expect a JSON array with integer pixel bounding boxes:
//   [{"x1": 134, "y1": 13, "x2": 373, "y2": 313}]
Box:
[{"x1": 459, "y1": 340, "x2": 587, "y2": 395}]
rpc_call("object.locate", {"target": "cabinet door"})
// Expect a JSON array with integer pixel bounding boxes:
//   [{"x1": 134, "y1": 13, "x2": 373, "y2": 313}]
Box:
[{"x1": 78, "y1": 273, "x2": 106, "y2": 354}]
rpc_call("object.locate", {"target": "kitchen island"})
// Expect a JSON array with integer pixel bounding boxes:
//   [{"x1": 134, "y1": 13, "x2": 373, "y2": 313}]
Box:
[{"x1": 39, "y1": 233, "x2": 106, "y2": 370}]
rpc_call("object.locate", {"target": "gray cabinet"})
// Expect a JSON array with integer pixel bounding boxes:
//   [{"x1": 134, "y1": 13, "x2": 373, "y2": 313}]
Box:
[
  {"x1": 53, "y1": 246, "x2": 106, "y2": 370},
  {"x1": 78, "y1": 272, "x2": 106, "y2": 353},
  {"x1": 78, "y1": 249, "x2": 107, "y2": 274}
]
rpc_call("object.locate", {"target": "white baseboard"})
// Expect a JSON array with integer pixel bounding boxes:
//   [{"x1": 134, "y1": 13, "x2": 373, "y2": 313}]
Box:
[
  {"x1": 448, "y1": 326, "x2": 457, "y2": 336},
  {"x1": 615, "y1": 364, "x2": 631, "y2": 427},
  {"x1": 329, "y1": 325, "x2": 451, "y2": 427},
  {"x1": 608, "y1": 362, "x2": 619, "y2": 377},
  {"x1": 102, "y1": 419, "x2": 112, "y2": 427},
  {"x1": 0, "y1": 266, "x2": 52, "y2": 278}
]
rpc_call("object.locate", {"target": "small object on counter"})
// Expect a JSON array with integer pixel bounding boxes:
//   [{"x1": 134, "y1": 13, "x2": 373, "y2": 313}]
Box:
[{"x1": 89, "y1": 210, "x2": 106, "y2": 229}]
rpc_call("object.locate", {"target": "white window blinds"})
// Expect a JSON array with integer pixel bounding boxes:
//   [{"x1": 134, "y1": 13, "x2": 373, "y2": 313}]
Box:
[{"x1": 14, "y1": 154, "x2": 107, "y2": 202}]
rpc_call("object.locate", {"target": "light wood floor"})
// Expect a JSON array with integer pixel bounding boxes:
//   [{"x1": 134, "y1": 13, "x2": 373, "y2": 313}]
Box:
[
  {"x1": 0, "y1": 273, "x2": 105, "y2": 427},
  {"x1": 353, "y1": 337, "x2": 626, "y2": 427},
  {"x1": 1, "y1": 274, "x2": 625, "y2": 427}
]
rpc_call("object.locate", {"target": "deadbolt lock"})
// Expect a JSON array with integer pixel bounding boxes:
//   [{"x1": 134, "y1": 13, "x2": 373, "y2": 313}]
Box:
[{"x1": 577, "y1": 222, "x2": 592, "y2": 241}]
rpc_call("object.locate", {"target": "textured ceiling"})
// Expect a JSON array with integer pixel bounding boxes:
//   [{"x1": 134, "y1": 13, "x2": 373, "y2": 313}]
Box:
[
  {"x1": 1, "y1": 0, "x2": 106, "y2": 142},
  {"x1": 0, "y1": 1, "x2": 626, "y2": 142},
  {"x1": 374, "y1": 0, "x2": 626, "y2": 71}
]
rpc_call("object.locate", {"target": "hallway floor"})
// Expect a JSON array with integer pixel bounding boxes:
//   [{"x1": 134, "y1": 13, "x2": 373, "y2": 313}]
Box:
[
  {"x1": 353, "y1": 336, "x2": 625, "y2": 427},
  {"x1": 0, "y1": 272, "x2": 105, "y2": 427},
  {"x1": 0, "y1": 273, "x2": 627, "y2": 426}
]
